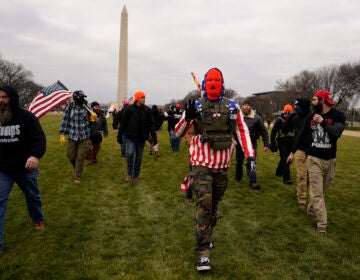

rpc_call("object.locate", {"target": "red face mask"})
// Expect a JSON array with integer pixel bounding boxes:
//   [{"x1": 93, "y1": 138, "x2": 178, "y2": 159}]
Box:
[{"x1": 204, "y1": 69, "x2": 223, "y2": 101}]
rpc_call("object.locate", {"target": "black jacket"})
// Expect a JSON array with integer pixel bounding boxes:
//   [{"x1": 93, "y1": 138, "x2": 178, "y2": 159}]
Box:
[
  {"x1": 112, "y1": 106, "x2": 127, "y2": 130},
  {"x1": 282, "y1": 109, "x2": 311, "y2": 152},
  {"x1": 292, "y1": 109, "x2": 345, "y2": 159},
  {"x1": 0, "y1": 108, "x2": 46, "y2": 172},
  {"x1": 90, "y1": 110, "x2": 108, "y2": 137},
  {"x1": 243, "y1": 110, "x2": 269, "y2": 149},
  {"x1": 152, "y1": 105, "x2": 165, "y2": 131},
  {"x1": 167, "y1": 108, "x2": 182, "y2": 131},
  {"x1": 117, "y1": 103, "x2": 156, "y2": 143}
]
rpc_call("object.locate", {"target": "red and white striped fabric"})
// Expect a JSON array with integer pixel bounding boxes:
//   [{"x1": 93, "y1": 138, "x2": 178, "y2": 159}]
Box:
[
  {"x1": 175, "y1": 110, "x2": 254, "y2": 169},
  {"x1": 26, "y1": 81, "x2": 72, "y2": 119},
  {"x1": 180, "y1": 175, "x2": 190, "y2": 192},
  {"x1": 188, "y1": 135, "x2": 235, "y2": 169}
]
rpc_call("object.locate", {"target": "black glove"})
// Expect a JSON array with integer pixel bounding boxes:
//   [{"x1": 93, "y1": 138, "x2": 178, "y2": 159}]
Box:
[
  {"x1": 185, "y1": 99, "x2": 198, "y2": 122},
  {"x1": 247, "y1": 157, "x2": 256, "y2": 177},
  {"x1": 270, "y1": 142, "x2": 278, "y2": 152}
]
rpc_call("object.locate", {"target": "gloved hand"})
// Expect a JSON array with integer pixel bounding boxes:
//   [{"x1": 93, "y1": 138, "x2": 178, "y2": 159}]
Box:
[
  {"x1": 89, "y1": 112, "x2": 97, "y2": 122},
  {"x1": 185, "y1": 99, "x2": 198, "y2": 122},
  {"x1": 59, "y1": 134, "x2": 65, "y2": 146},
  {"x1": 247, "y1": 157, "x2": 256, "y2": 177}
]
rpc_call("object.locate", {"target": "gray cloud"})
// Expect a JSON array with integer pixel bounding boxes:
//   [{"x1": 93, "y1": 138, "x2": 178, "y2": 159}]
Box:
[{"x1": 1, "y1": 0, "x2": 359, "y2": 105}]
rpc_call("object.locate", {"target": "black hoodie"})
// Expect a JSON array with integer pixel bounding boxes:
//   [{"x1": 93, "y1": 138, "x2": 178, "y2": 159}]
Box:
[
  {"x1": 282, "y1": 98, "x2": 311, "y2": 152},
  {"x1": 0, "y1": 86, "x2": 46, "y2": 172}
]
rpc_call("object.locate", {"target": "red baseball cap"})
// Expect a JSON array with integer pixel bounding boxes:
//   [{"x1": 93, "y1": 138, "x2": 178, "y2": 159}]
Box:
[{"x1": 314, "y1": 90, "x2": 334, "y2": 106}]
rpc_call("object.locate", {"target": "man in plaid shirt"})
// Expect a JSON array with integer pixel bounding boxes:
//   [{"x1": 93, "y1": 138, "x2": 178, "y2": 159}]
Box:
[{"x1": 59, "y1": 90, "x2": 91, "y2": 183}]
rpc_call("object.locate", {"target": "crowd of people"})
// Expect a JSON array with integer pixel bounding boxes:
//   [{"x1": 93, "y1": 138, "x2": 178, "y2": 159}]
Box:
[{"x1": 0, "y1": 70, "x2": 346, "y2": 272}]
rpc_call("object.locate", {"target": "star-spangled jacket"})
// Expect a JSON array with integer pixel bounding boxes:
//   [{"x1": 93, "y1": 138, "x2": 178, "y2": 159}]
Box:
[{"x1": 175, "y1": 98, "x2": 254, "y2": 169}]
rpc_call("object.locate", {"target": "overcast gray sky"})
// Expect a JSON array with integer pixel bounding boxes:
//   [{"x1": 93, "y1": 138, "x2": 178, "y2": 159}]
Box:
[{"x1": 1, "y1": 0, "x2": 359, "y2": 105}]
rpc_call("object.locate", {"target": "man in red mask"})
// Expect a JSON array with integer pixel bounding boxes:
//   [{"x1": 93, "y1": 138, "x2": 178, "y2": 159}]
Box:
[
  {"x1": 175, "y1": 67, "x2": 255, "y2": 272},
  {"x1": 202, "y1": 68, "x2": 224, "y2": 101}
]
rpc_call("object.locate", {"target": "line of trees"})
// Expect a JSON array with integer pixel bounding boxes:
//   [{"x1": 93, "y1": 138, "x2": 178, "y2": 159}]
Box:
[
  {"x1": 276, "y1": 61, "x2": 360, "y2": 110},
  {"x1": 0, "y1": 56, "x2": 42, "y2": 106},
  {"x1": 166, "y1": 61, "x2": 360, "y2": 123},
  {"x1": 1, "y1": 54, "x2": 359, "y2": 122}
]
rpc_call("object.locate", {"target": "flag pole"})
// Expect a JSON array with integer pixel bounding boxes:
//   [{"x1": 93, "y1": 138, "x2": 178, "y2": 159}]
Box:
[{"x1": 191, "y1": 72, "x2": 203, "y2": 98}]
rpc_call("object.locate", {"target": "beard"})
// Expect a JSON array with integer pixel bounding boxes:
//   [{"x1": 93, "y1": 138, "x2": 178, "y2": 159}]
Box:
[
  {"x1": 312, "y1": 103, "x2": 323, "y2": 114},
  {"x1": 0, "y1": 103, "x2": 13, "y2": 125}
]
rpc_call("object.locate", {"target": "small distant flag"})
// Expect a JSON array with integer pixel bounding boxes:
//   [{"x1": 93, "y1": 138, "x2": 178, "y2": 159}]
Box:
[
  {"x1": 26, "y1": 81, "x2": 72, "y2": 119},
  {"x1": 124, "y1": 96, "x2": 134, "y2": 105}
]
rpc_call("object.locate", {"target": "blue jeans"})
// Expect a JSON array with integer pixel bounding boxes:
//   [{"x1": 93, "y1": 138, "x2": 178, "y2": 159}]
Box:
[
  {"x1": 126, "y1": 138, "x2": 145, "y2": 178},
  {"x1": 170, "y1": 129, "x2": 181, "y2": 152},
  {"x1": 0, "y1": 169, "x2": 44, "y2": 247},
  {"x1": 184, "y1": 164, "x2": 193, "y2": 199},
  {"x1": 235, "y1": 145, "x2": 257, "y2": 184},
  {"x1": 120, "y1": 133, "x2": 127, "y2": 157}
]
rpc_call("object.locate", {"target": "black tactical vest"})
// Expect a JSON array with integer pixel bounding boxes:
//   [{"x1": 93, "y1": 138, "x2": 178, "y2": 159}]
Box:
[{"x1": 194, "y1": 98, "x2": 236, "y2": 150}]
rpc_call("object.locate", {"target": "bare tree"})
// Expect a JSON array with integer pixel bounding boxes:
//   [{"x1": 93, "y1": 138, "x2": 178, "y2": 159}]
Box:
[
  {"x1": 277, "y1": 70, "x2": 319, "y2": 95},
  {"x1": 0, "y1": 57, "x2": 42, "y2": 106},
  {"x1": 334, "y1": 62, "x2": 360, "y2": 108},
  {"x1": 224, "y1": 88, "x2": 237, "y2": 99},
  {"x1": 276, "y1": 61, "x2": 360, "y2": 109}
]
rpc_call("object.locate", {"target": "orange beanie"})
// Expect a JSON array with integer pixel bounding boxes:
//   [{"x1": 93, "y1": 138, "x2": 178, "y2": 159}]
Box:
[
  {"x1": 133, "y1": 91, "x2": 146, "y2": 102},
  {"x1": 283, "y1": 104, "x2": 293, "y2": 113}
]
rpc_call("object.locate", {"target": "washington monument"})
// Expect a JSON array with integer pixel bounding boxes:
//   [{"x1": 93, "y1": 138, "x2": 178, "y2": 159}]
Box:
[{"x1": 117, "y1": 5, "x2": 128, "y2": 103}]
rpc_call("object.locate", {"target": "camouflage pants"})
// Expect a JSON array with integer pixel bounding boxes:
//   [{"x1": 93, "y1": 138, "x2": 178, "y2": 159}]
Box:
[{"x1": 190, "y1": 166, "x2": 228, "y2": 258}]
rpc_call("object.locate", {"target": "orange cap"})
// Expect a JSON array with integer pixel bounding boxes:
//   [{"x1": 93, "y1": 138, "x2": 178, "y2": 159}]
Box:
[
  {"x1": 283, "y1": 104, "x2": 293, "y2": 113},
  {"x1": 133, "y1": 91, "x2": 146, "y2": 102}
]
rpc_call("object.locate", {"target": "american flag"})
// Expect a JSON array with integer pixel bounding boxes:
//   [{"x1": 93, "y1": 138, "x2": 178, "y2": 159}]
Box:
[
  {"x1": 180, "y1": 175, "x2": 190, "y2": 193},
  {"x1": 26, "y1": 81, "x2": 72, "y2": 119}
]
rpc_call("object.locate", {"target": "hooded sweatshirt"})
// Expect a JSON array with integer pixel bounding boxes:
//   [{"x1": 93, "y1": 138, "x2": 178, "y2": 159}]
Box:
[{"x1": 0, "y1": 86, "x2": 46, "y2": 172}]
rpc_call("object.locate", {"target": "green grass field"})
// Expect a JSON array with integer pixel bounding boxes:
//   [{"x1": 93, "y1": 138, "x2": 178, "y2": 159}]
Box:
[{"x1": 0, "y1": 113, "x2": 359, "y2": 279}]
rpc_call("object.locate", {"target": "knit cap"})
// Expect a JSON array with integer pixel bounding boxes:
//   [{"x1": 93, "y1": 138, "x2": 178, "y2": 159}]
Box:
[
  {"x1": 283, "y1": 104, "x2": 293, "y2": 113},
  {"x1": 133, "y1": 91, "x2": 146, "y2": 102}
]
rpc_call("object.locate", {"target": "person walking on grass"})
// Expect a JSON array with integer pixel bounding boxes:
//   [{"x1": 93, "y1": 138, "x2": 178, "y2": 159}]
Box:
[
  {"x1": 282, "y1": 97, "x2": 311, "y2": 210},
  {"x1": 270, "y1": 104, "x2": 295, "y2": 185},
  {"x1": 117, "y1": 91, "x2": 157, "y2": 183},
  {"x1": 113, "y1": 100, "x2": 130, "y2": 158},
  {"x1": 0, "y1": 86, "x2": 46, "y2": 253},
  {"x1": 85, "y1": 101, "x2": 108, "y2": 165},
  {"x1": 235, "y1": 99, "x2": 270, "y2": 190},
  {"x1": 175, "y1": 67, "x2": 255, "y2": 272},
  {"x1": 287, "y1": 90, "x2": 345, "y2": 233},
  {"x1": 59, "y1": 90, "x2": 94, "y2": 183},
  {"x1": 148, "y1": 105, "x2": 165, "y2": 158},
  {"x1": 167, "y1": 103, "x2": 182, "y2": 152}
]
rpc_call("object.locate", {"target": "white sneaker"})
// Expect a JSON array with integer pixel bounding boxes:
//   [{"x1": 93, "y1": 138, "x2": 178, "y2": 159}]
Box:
[{"x1": 196, "y1": 257, "x2": 211, "y2": 271}]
